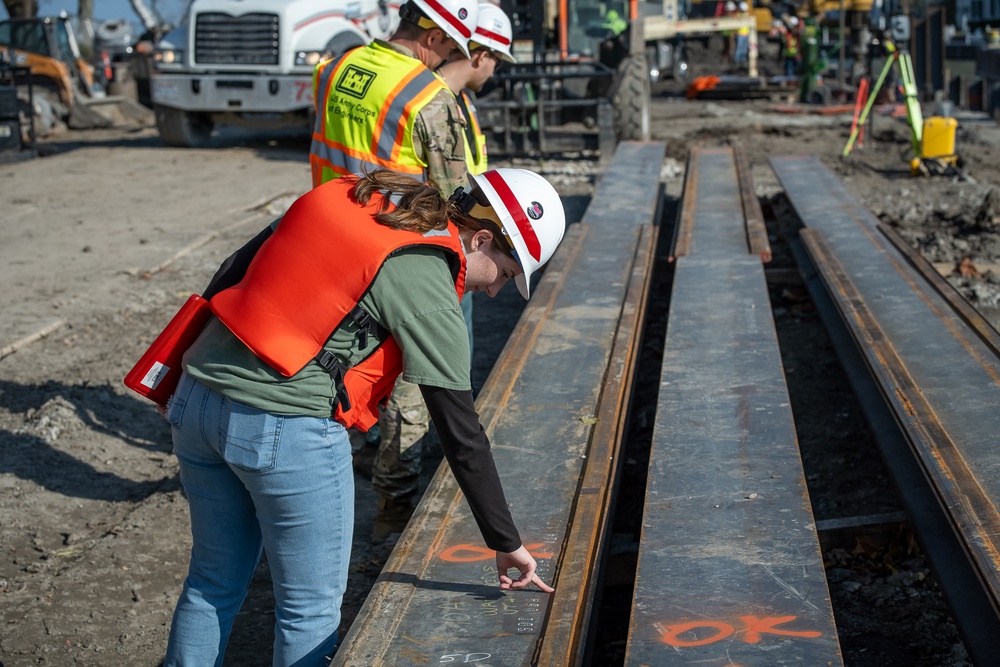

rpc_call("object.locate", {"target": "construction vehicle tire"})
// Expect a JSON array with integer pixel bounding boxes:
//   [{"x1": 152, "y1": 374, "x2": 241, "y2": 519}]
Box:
[
  {"x1": 805, "y1": 86, "x2": 830, "y2": 106},
  {"x1": 611, "y1": 54, "x2": 651, "y2": 142},
  {"x1": 30, "y1": 88, "x2": 68, "y2": 137},
  {"x1": 154, "y1": 105, "x2": 213, "y2": 148}
]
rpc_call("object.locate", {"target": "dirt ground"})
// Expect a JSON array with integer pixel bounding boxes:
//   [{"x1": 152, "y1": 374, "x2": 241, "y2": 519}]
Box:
[{"x1": 3, "y1": 59, "x2": 1000, "y2": 667}]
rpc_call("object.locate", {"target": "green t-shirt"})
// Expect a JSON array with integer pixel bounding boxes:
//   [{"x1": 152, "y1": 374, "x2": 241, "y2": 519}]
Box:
[{"x1": 183, "y1": 245, "x2": 471, "y2": 417}]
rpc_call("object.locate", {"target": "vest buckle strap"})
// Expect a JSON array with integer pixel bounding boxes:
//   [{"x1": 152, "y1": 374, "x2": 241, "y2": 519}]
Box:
[
  {"x1": 350, "y1": 305, "x2": 387, "y2": 350},
  {"x1": 315, "y1": 349, "x2": 352, "y2": 413}
]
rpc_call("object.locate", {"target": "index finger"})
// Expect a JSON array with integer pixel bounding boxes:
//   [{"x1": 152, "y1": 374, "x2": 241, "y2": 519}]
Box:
[{"x1": 531, "y1": 573, "x2": 555, "y2": 593}]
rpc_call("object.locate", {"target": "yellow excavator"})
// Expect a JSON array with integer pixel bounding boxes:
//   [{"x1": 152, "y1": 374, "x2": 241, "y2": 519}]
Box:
[{"x1": 0, "y1": 15, "x2": 150, "y2": 133}]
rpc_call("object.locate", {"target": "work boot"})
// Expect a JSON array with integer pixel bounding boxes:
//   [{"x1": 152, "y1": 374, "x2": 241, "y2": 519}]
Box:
[{"x1": 372, "y1": 495, "x2": 415, "y2": 544}]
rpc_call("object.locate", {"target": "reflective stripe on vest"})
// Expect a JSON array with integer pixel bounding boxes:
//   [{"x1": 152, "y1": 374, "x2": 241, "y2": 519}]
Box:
[
  {"x1": 784, "y1": 33, "x2": 799, "y2": 56},
  {"x1": 458, "y1": 90, "x2": 487, "y2": 175},
  {"x1": 210, "y1": 177, "x2": 466, "y2": 429},
  {"x1": 310, "y1": 42, "x2": 448, "y2": 187}
]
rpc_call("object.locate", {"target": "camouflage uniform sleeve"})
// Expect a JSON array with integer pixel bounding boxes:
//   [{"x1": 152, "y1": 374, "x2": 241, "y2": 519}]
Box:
[{"x1": 413, "y1": 88, "x2": 469, "y2": 199}]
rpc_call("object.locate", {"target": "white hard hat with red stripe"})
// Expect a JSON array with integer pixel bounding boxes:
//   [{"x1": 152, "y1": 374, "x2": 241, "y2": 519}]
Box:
[
  {"x1": 471, "y1": 3, "x2": 516, "y2": 63},
  {"x1": 409, "y1": 0, "x2": 479, "y2": 58},
  {"x1": 469, "y1": 169, "x2": 566, "y2": 299}
]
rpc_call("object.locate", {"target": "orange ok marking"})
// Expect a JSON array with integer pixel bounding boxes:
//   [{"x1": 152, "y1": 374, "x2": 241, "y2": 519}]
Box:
[
  {"x1": 439, "y1": 543, "x2": 553, "y2": 562},
  {"x1": 660, "y1": 616, "x2": 821, "y2": 647},
  {"x1": 660, "y1": 620, "x2": 734, "y2": 647},
  {"x1": 740, "y1": 615, "x2": 822, "y2": 643}
]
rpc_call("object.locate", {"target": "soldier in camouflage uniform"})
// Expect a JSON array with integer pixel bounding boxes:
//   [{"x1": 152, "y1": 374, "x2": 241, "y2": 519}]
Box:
[
  {"x1": 438, "y1": 2, "x2": 517, "y2": 357},
  {"x1": 310, "y1": 0, "x2": 478, "y2": 542},
  {"x1": 369, "y1": 65, "x2": 468, "y2": 542}
]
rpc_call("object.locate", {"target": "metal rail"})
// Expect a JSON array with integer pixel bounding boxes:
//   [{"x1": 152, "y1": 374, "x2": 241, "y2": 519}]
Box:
[
  {"x1": 734, "y1": 147, "x2": 771, "y2": 263},
  {"x1": 331, "y1": 141, "x2": 666, "y2": 666},
  {"x1": 877, "y1": 221, "x2": 1000, "y2": 358},
  {"x1": 625, "y1": 147, "x2": 843, "y2": 665},
  {"x1": 771, "y1": 154, "x2": 1000, "y2": 666}
]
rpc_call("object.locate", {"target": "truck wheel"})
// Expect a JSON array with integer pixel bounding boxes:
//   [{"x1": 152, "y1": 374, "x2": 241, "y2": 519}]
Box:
[
  {"x1": 154, "y1": 104, "x2": 213, "y2": 148},
  {"x1": 610, "y1": 54, "x2": 651, "y2": 142}
]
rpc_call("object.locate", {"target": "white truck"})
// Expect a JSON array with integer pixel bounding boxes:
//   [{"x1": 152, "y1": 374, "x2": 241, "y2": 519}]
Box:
[{"x1": 150, "y1": 0, "x2": 399, "y2": 147}]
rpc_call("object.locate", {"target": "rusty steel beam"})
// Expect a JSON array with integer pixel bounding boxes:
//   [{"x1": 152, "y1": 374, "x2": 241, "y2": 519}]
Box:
[
  {"x1": 672, "y1": 146, "x2": 770, "y2": 262},
  {"x1": 734, "y1": 147, "x2": 772, "y2": 263},
  {"x1": 671, "y1": 145, "x2": 699, "y2": 260},
  {"x1": 626, "y1": 149, "x2": 842, "y2": 665},
  {"x1": 877, "y1": 222, "x2": 1000, "y2": 358},
  {"x1": 535, "y1": 220, "x2": 657, "y2": 666},
  {"x1": 771, "y1": 154, "x2": 1000, "y2": 664},
  {"x1": 801, "y1": 228, "x2": 1000, "y2": 588},
  {"x1": 332, "y1": 141, "x2": 666, "y2": 667}
]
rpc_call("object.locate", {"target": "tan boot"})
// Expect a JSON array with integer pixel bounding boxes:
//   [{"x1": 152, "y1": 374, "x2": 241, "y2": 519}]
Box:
[{"x1": 372, "y1": 495, "x2": 415, "y2": 544}]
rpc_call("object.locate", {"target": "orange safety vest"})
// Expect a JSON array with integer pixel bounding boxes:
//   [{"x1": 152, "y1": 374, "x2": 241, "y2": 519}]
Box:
[
  {"x1": 210, "y1": 177, "x2": 467, "y2": 430},
  {"x1": 784, "y1": 31, "x2": 800, "y2": 57},
  {"x1": 310, "y1": 41, "x2": 448, "y2": 188}
]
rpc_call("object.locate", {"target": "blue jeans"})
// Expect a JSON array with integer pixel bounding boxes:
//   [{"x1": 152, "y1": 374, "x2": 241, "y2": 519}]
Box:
[
  {"x1": 734, "y1": 34, "x2": 748, "y2": 63},
  {"x1": 163, "y1": 373, "x2": 354, "y2": 667}
]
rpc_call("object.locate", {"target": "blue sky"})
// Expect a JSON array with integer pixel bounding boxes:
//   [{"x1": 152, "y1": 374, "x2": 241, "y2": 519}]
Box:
[{"x1": 2, "y1": 1, "x2": 188, "y2": 24}]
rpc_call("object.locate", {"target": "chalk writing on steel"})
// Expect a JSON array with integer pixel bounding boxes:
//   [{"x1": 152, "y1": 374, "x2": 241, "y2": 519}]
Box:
[
  {"x1": 437, "y1": 597, "x2": 521, "y2": 622},
  {"x1": 658, "y1": 616, "x2": 822, "y2": 647},
  {"x1": 440, "y1": 653, "x2": 492, "y2": 663},
  {"x1": 439, "y1": 543, "x2": 554, "y2": 562}
]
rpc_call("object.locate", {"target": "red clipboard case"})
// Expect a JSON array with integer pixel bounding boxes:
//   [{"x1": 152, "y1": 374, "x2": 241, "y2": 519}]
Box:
[{"x1": 124, "y1": 294, "x2": 213, "y2": 406}]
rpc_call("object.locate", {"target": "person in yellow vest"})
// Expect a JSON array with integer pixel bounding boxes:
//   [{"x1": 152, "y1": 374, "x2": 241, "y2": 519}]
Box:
[
  {"x1": 310, "y1": 0, "x2": 480, "y2": 543},
  {"x1": 310, "y1": 0, "x2": 478, "y2": 194},
  {"x1": 780, "y1": 15, "x2": 801, "y2": 77},
  {"x1": 160, "y1": 167, "x2": 565, "y2": 666},
  {"x1": 722, "y1": 1, "x2": 737, "y2": 63},
  {"x1": 437, "y1": 2, "x2": 517, "y2": 357},
  {"x1": 600, "y1": 8, "x2": 629, "y2": 38},
  {"x1": 734, "y1": 2, "x2": 751, "y2": 66}
]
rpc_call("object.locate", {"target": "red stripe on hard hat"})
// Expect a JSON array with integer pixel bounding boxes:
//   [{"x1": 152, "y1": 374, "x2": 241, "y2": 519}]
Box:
[
  {"x1": 422, "y1": 0, "x2": 473, "y2": 38},
  {"x1": 474, "y1": 27, "x2": 511, "y2": 45},
  {"x1": 483, "y1": 171, "x2": 542, "y2": 262}
]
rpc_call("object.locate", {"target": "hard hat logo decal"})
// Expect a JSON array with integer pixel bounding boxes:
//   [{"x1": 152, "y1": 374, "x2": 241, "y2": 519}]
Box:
[
  {"x1": 527, "y1": 202, "x2": 543, "y2": 220},
  {"x1": 458, "y1": 7, "x2": 468, "y2": 19}
]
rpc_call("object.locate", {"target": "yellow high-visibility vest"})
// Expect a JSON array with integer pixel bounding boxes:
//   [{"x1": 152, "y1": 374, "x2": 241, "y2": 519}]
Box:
[
  {"x1": 310, "y1": 41, "x2": 448, "y2": 187},
  {"x1": 457, "y1": 90, "x2": 488, "y2": 175}
]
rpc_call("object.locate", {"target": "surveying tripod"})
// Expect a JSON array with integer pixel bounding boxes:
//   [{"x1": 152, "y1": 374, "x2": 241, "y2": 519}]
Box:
[{"x1": 842, "y1": 40, "x2": 922, "y2": 158}]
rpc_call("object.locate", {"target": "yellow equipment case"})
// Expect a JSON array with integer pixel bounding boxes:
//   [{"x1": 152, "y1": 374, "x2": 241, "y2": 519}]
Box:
[{"x1": 921, "y1": 116, "x2": 958, "y2": 162}]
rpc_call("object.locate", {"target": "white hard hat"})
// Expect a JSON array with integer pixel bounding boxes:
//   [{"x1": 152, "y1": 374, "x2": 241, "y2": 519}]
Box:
[
  {"x1": 738, "y1": 2, "x2": 748, "y2": 11},
  {"x1": 409, "y1": 0, "x2": 479, "y2": 57},
  {"x1": 725, "y1": 1, "x2": 736, "y2": 11},
  {"x1": 471, "y1": 2, "x2": 516, "y2": 63},
  {"x1": 467, "y1": 169, "x2": 566, "y2": 299},
  {"x1": 788, "y1": 15, "x2": 799, "y2": 26}
]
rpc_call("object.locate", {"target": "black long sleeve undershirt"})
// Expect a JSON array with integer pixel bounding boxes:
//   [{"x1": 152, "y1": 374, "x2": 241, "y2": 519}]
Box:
[{"x1": 419, "y1": 384, "x2": 522, "y2": 553}]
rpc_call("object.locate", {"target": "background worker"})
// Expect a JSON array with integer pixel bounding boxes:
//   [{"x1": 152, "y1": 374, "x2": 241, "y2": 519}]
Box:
[
  {"x1": 309, "y1": 0, "x2": 476, "y2": 195},
  {"x1": 721, "y1": 1, "x2": 737, "y2": 64},
  {"x1": 779, "y1": 15, "x2": 801, "y2": 77},
  {"x1": 309, "y1": 0, "x2": 478, "y2": 542},
  {"x1": 734, "y1": 2, "x2": 751, "y2": 67},
  {"x1": 161, "y1": 167, "x2": 565, "y2": 667},
  {"x1": 437, "y1": 2, "x2": 517, "y2": 356}
]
